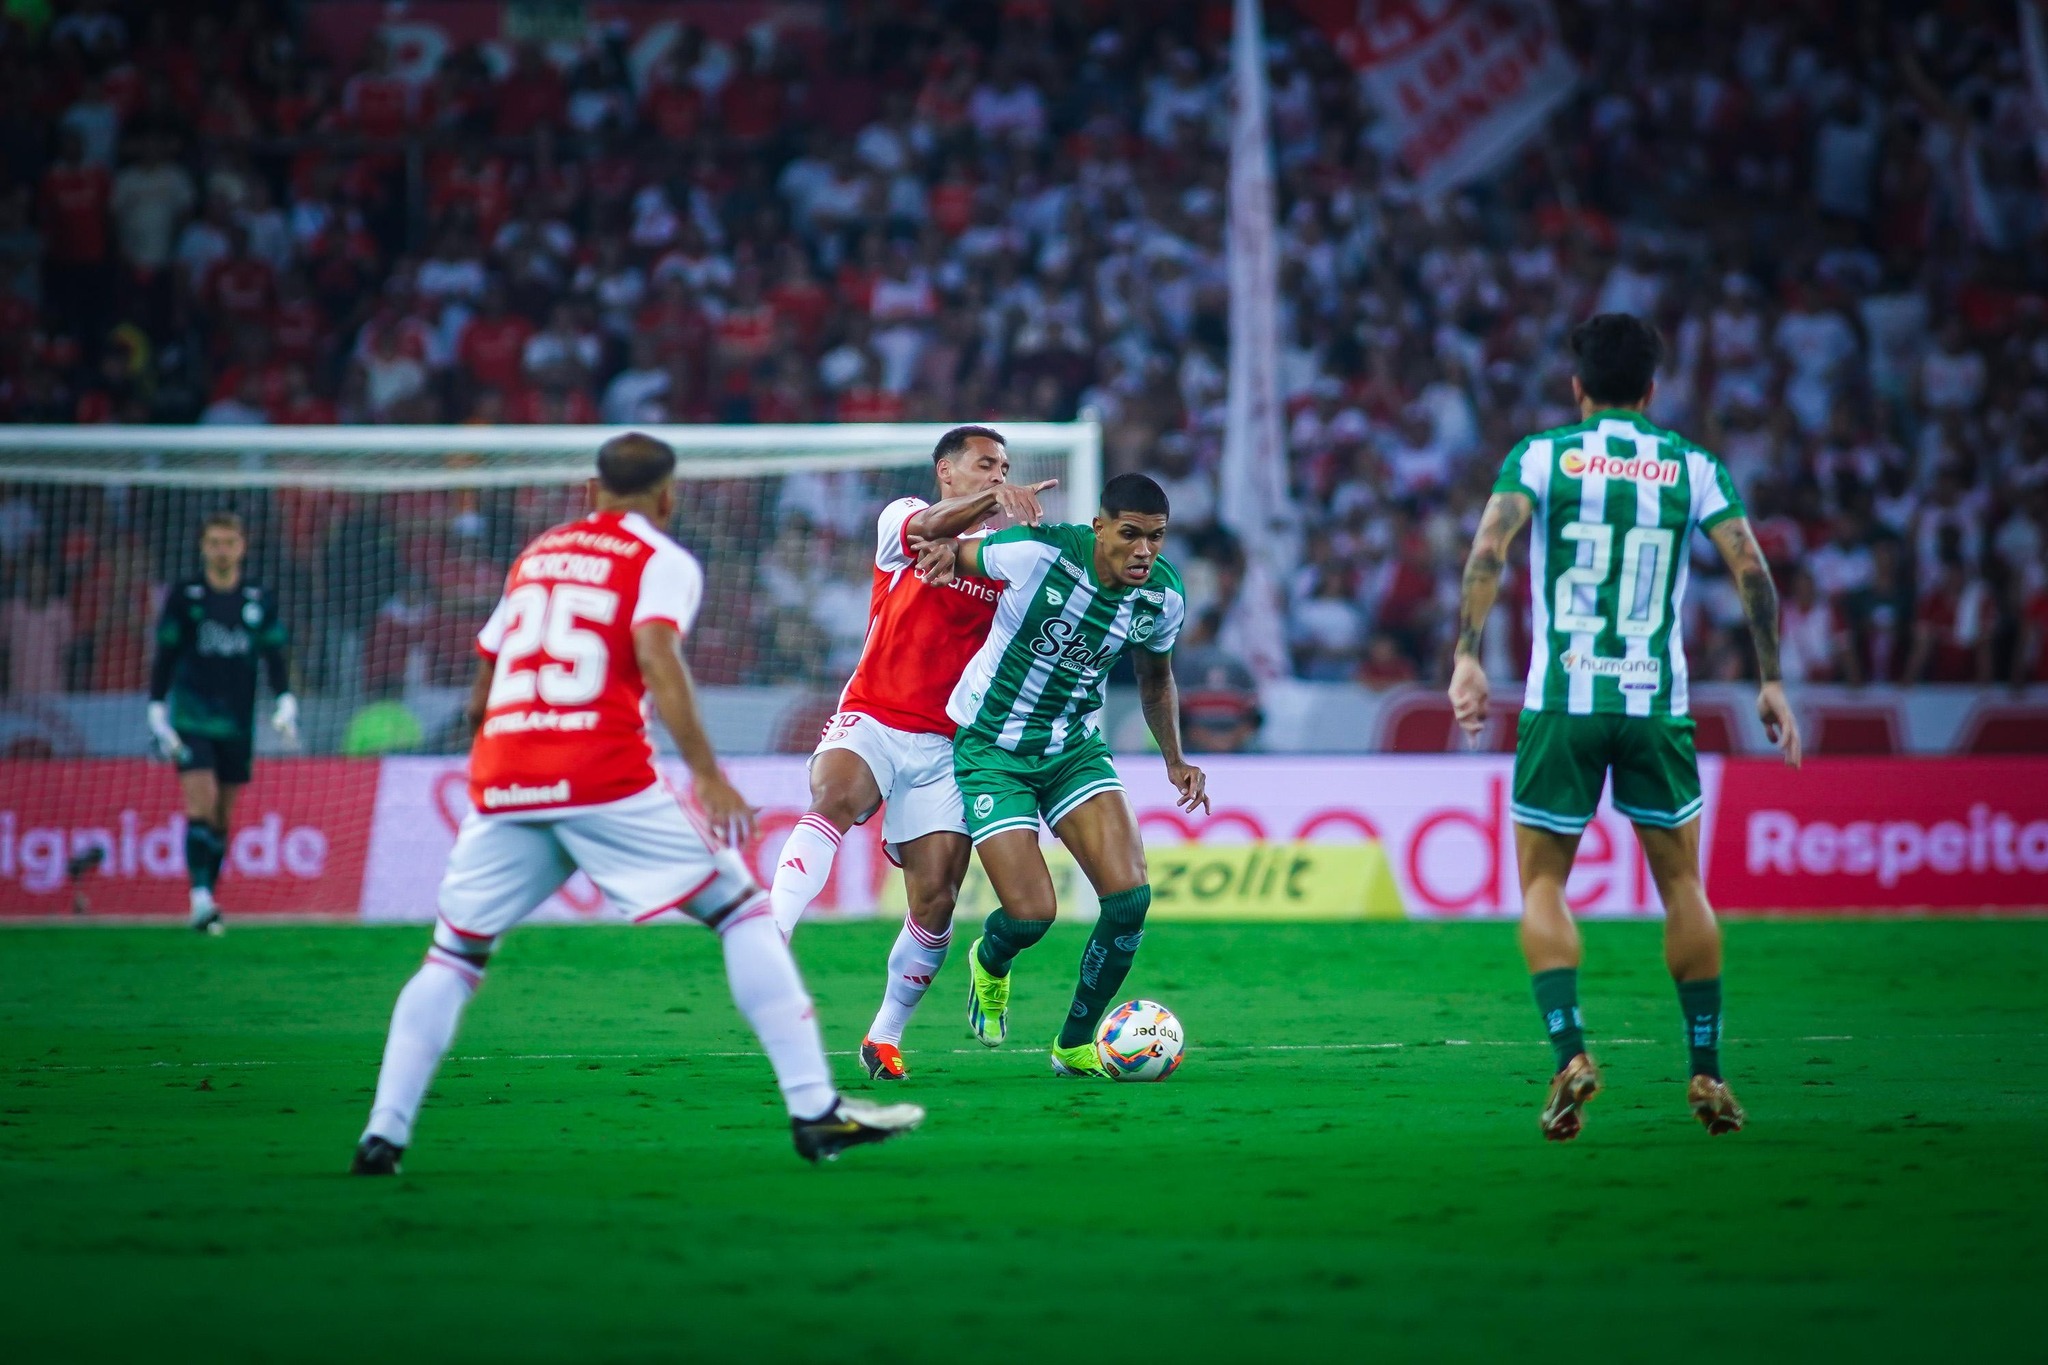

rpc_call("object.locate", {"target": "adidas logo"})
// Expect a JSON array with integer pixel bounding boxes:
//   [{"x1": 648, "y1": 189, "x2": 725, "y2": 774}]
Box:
[{"x1": 781, "y1": 857, "x2": 806, "y2": 873}]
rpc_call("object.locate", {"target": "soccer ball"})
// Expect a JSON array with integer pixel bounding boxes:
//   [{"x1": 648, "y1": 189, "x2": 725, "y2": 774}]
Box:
[{"x1": 1094, "y1": 999, "x2": 1184, "y2": 1081}]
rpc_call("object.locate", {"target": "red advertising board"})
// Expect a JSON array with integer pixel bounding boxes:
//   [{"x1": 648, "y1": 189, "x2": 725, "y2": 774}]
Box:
[
  {"x1": 1706, "y1": 758, "x2": 2048, "y2": 914},
  {"x1": 0, "y1": 760, "x2": 377, "y2": 916},
  {"x1": 3, "y1": 756, "x2": 2043, "y2": 919}
]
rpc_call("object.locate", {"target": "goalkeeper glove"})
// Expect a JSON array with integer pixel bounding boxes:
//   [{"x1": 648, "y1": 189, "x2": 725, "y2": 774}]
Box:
[
  {"x1": 271, "y1": 692, "x2": 300, "y2": 748},
  {"x1": 146, "y1": 701, "x2": 188, "y2": 764}
]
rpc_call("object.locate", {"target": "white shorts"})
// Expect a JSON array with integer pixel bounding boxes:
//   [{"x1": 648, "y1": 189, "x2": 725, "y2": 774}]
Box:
[
  {"x1": 437, "y1": 784, "x2": 759, "y2": 946},
  {"x1": 813, "y1": 711, "x2": 965, "y2": 860}
]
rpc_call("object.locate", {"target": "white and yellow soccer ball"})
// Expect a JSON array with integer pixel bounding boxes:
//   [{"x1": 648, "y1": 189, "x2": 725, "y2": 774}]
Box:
[{"x1": 1094, "y1": 999, "x2": 1184, "y2": 1081}]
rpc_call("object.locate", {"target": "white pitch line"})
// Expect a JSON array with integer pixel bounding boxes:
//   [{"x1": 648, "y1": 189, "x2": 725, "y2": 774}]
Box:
[{"x1": 12, "y1": 1033, "x2": 2043, "y2": 1073}]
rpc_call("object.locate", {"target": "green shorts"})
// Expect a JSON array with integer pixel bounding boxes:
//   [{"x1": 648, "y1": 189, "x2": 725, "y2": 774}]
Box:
[
  {"x1": 954, "y1": 728, "x2": 1125, "y2": 845},
  {"x1": 1511, "y1": 711, "x2": 1702, "y2": 835}
]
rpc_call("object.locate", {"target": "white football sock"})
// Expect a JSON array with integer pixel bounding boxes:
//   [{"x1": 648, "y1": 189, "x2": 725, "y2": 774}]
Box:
[
  {"x1": 720, "y1": 900, "x2": 837, "y2": 1120},
  {"x1": 867, "y1": 917, "x2": 951, "y2": 1046},
  {"x1": 768, "y1": 813, "x2": 842, "y2": 938},
  {"x1": 363, "y1": 947, "x2": 481, "y2": 1148}
]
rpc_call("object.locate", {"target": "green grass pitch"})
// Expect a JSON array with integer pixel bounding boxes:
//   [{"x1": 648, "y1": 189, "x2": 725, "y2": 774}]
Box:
[{"x1": 2, "y1": 919, "x2": 2041, "y2": 1363}]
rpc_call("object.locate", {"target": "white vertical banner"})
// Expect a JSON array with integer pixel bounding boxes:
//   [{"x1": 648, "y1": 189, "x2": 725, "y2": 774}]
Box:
[
  {"x1": 2021, "y1": 1, "x2": 2048, "y2": 176},
  {"x1": 1222, "y1": 0, "x2": 1293, "y2": 681}
]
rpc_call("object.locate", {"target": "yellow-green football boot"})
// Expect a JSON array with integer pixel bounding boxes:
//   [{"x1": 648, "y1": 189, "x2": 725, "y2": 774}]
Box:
[
  {"x1": 966, "y1": 938, "x2": 1010, "y2": 1046},
  {"x1": 1049, "y1": 1038, "x2": 1109, "y2": 1078}
]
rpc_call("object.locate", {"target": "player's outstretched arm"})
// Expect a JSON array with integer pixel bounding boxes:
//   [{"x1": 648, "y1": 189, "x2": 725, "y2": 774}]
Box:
[
  {"x1": 145, "y1": 597, "x2": 188, "y2": 763},
  {"x1": 1709, "y1": 516, "x2": 1803, "y2": 768},
  {"x1": 461, "y1": 657, "x2": 492, "y2": 737},
  {"x1": 917, "y1": 534, "x2": 987, "y2": 583},
  {"x1": 1449, "y1": 492, "x2": 1531, "y2": 739},
  {"x1": 907, "y1": 480, "x2": 1059, "y2": 542},
  {"x1": 1133, "y1": 648, "x2": 1208, "y2": 815},
  {"x1": 634, "y1": 621, "x2": 758, "y2": 844},
  {"x1": 260, "y1": 619, "x2": 298, "y2": 747}
]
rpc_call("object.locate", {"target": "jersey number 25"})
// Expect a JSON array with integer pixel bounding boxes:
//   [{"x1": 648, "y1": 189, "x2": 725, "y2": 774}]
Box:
[{"x1": 487, "y1": 582, "x2": 619, "y2": 708}]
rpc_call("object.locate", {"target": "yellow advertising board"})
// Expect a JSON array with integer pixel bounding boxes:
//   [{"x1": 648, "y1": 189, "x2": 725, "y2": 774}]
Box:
[{"x1": 876, "y1": 842, "x2": 1405, "y2": 922}]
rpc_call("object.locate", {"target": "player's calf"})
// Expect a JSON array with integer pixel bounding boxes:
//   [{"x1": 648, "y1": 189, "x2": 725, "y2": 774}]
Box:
[
  {"x1": 866, "y1": 914, "x2": 951, "y2": 1064},
  {"x1": 1676, "y1": 976, "x2": 1742, "y2": 1133},
  {"x1": 356, "y1": 930, "x2": 490, "y2": 1166},
  {"x1": 185, "y1": 820, "x2": 227, "y2": 933},
  {"x1": 1053, "y1": 884, "x2": 1149, "y2": 1052}
]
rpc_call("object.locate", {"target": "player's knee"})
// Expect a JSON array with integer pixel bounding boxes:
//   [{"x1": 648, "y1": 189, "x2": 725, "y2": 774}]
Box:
[
  {"x1": 805, "y1": 779, "x2": 873, "y2": 830},
  {"x1": 1098, "y1": 883, "x2": 1151, "y2": 928},
  {"x1": 683, "y1": 849, "x2": 769, "y2": 931},
  {"x1": 430, "y1": 919, "x2": 495, "y2": 964},
  {"x1": 906, "y1": 881, "x2": 957, "y2": 932}
]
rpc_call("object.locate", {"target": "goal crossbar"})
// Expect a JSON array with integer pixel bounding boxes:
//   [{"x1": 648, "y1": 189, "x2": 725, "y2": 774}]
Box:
[{"x1": 0, "y1": 422, "x2": 1103, "y2": 507}]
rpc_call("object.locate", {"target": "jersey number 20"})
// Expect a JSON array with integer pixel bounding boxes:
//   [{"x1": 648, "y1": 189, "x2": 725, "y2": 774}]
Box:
[
  {"x1": 487, "y1": 582, "x2": 619, "y2": 707},
  {"x1": 1554, "y1": 523, "x2": 1676, "y2": 639}
]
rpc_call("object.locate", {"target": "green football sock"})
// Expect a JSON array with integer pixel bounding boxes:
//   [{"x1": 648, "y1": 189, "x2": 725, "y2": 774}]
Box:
[
  {"x1": 1056, "y1": 885, "x2": 1150, "y2": 1049},
  {"x1": 1678, "y1": 977, "x2": 1723, "y2": 1080},
  {"x1": 1532, "y1": 967, "x2": 1585, "y2": 1072},
  {"x1": 976, "y1": 908, "x2": 1051, "y2": 978},
  {"x1": 185, "y1": 822, "x2": 226, "y2": 893}
]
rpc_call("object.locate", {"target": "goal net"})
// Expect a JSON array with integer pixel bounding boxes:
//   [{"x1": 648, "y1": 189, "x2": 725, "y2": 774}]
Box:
[{"x1": 0, "y1": 422, "x2": 1097, "y2": 919}]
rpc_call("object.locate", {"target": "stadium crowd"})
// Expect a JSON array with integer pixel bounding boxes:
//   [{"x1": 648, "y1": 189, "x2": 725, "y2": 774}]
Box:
[{"x1": 2, "y1": 0, "x2": 2048, "y2": 715}]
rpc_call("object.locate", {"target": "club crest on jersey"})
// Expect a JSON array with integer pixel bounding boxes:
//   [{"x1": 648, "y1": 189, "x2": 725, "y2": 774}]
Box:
[
  {"x1": 241, "y1": 602, "x2": 263, "y2": 626},
  {"x1": 973, "y1": 794, "x2": 995, "y2": 819},
  {"x1": 1558, "y1": 449, "x2": 1681, "y2": 485},
  {"x1": 1561, "y1": 650, "x2": 1662, "y2": 690},
  {"x1": 1131, "y1": 613, "x2": 1157, "y2": 642}
]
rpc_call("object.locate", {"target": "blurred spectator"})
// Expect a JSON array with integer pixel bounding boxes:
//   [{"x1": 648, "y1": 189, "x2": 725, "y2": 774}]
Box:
[
  {"x1": 1177, "y1": 648, "x2": 1263, "y2": 754},
  {"x1": 1, "y1": 560, "x2": 72, "y2": 695},
  {"x1": 2, "y1": 1, "x2": 2046, "y2": 704},
  {"x1": 340, "y1": 683, "x2": 426, "y2": 756}
]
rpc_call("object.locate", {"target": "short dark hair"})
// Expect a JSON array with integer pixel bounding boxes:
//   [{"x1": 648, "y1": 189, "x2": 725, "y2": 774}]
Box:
[
  {"x1": 201, "y1": 511, "x2": 243, "y2": 537},
  {"x1": 1101, "y1": 472, "x2": 1170, "y2": 519},
  {"x1": 1568, "y1": 313, "x2": 1664, "y2": 407},
  {"x1": 933, "y1": 425, "x2": 1006, "y2": 466},
  {"x1": 596, "y1": 432, "x2": 678, "y2": 496}
]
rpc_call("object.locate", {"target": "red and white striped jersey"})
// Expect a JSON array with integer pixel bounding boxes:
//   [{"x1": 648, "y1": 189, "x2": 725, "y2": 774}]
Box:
[
  {"x1": 836, "y1": 497, "x2": 1001, "y2": 736},
  {"x1": 469, "y1": 510, "x2": 703, "y2": 814}
]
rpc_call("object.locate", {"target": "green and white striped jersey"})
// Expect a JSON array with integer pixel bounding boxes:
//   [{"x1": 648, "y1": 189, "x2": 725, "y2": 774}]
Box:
[
  {"x1": 946, "y1": 522, "x2": 1186, "y2": 756},
  {"x1": 1493, "y1": 409, "x2": 1746, "y2": 718}
]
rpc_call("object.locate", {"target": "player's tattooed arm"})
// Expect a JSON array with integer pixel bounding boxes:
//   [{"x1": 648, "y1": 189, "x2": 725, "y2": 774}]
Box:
[
  {"x1": 1711, "y1": 516, "x2": 1803, "y2": 766},
  {"x1": 1455, "y1": 492, "x2": 1531, "y2": 658},
  {"x1": 1134, "y1": 648, "x2": 1209, "y2": 814},
  {"x1": 1709, "y1": 517, "x2": 1782, "y2": 682},
  {"x1": 1449, "y1": 492, "x2": 1528, "y2": 741}
]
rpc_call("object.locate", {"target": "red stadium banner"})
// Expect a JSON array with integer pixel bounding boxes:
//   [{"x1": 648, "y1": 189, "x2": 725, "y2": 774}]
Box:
[
  {"x1": 1295, "y1": 0, "x2": 1577, "y2": 194},
  {"x1": 5, "y1": 756, "x2": 2043, "y2": 919},
  {"x1": 1705, "y1": 758, "x2": 2048, "y2": 915},
  {"x1": 0, "y1": 760, "x2": 377, "y2": 917}
]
